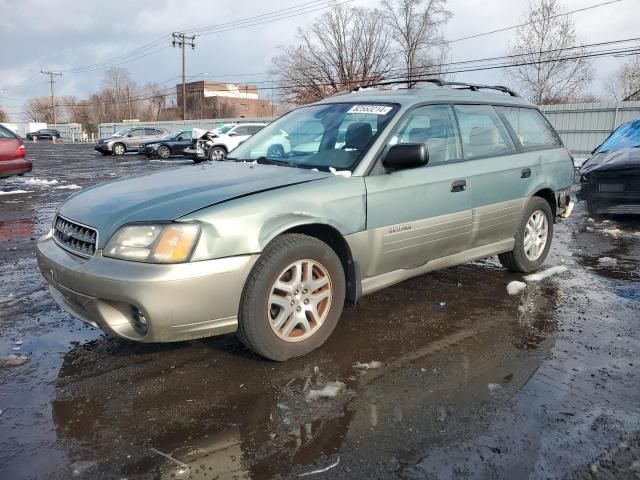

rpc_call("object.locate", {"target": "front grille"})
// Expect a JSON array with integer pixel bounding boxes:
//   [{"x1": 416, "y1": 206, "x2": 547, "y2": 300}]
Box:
[{"x1": 53, "y1": 215, "x2": 97, "y2": 257}]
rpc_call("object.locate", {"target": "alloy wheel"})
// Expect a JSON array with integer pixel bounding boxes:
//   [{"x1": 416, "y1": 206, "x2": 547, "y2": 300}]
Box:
[
  {"x1": 523, "y1": 209, "x2": 548, "y2": 261},
  {"x1": 267, "y1": 259, "x2": 332, "y2": 342}
]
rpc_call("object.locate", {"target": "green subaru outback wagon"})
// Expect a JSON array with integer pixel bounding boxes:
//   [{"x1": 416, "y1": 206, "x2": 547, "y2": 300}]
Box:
[{"x1": 37, "y1": 80, "x2": 574, "y2": 360}]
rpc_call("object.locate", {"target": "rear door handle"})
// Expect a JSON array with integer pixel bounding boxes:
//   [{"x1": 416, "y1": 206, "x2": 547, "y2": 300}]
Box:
[
  {"x1": 521, "y1": 168, "x2": 531, "y2": 178},
  {"x1": 451, "y1": 179, "x2": 467, "y2": 192}
]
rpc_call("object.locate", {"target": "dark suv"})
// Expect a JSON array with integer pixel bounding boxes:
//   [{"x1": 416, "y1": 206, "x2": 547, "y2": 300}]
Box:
[{"x1": 26, "y1": 129, "x2": 61, "y2": 140}]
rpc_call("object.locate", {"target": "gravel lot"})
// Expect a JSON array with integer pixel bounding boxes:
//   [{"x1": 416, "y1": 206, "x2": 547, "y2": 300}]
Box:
[{"x1": 1, "y1": 143, "x2": 639, "y2": 480}]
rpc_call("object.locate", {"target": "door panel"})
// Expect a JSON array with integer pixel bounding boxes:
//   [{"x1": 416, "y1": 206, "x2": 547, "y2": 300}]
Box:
[
  {"x1": 365, "y1": 164, "x2": 472, "y2": 277},
  {"x1": 453, "y1": 104, "x2": 530, "y2": 248}
]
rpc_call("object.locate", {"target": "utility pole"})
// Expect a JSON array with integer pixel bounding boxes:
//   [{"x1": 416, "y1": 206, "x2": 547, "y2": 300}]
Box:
[
  {"x1": 171, "y1": 32, "x2": 196, "y2": 121},
  {"x1": 126, "y1": 85, "x2": 132, "y2": 120},
  {"x1": 41, "y1": 70, "x2": 62, "y2": 124}
]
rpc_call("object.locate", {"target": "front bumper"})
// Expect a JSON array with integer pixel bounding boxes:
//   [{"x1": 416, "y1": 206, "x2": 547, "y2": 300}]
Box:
[
  {"x1": 138, "y1": 145, "x2": 158, "y2": 156},
  {"x1": 37, "y1": 235, "x2": 258, "y2": 342},
  {"x1": 94, "y1": 144, "x2": 112, "y2": 153},
  {"x1": 578, "y1": 173, "x2": 640, "y2": 215}
]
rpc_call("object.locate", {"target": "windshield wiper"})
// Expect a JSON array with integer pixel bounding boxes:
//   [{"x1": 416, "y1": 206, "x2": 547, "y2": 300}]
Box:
[{"x1": 254, "y1": 156, "x2": 296, "y2": 167}]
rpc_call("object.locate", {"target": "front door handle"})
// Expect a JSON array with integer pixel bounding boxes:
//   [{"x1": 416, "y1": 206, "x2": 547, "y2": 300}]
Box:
[
  {"x1": 521, "y1": 168, "x2": 531, "y2": 178},
  {"x1": 451, "y1": 179, "x2": 467, "y2": 192}
]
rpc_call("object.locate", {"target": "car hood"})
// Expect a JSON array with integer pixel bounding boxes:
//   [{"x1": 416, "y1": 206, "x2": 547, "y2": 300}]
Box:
[
  {"x1": 580, "y1": 147, "x2": 640, "y2": 175},
  {"x1": 59, "y1": 162, "x2": 332, "y2": 247}
]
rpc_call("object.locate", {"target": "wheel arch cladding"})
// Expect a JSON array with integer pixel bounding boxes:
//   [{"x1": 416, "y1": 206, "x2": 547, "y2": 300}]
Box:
[
  {"x1": 533, "y1": 188, "x2": 557, "y2": 218},
  {"x1": 280, "y1": 223, "x2": 359, "y2": 303}
]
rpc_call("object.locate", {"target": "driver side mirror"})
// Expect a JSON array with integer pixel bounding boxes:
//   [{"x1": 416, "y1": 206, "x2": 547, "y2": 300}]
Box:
[
  {"x1": 228, "y1": 132, "x2": 237, "y2": 137},
  {"x1": 383, "y1": 144, "x2": 429, "y2": 172},
  {"x1": 127, "y1": 133, "x2": 133, "y2": 138}
]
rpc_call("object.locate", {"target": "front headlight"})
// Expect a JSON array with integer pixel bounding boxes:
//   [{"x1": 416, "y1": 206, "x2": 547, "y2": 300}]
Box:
[
  {"x1": 146, "y1": 143, "x2": 158, "y2": 149},
  {"x1": 104, "y1": 223, "x2": 201, "y2": 263}
]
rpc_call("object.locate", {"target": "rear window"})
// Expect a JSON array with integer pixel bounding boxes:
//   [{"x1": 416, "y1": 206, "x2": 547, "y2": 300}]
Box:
[
  {"x1": 497, "y1": 107, "x2": 561, "y2": 149},
  {"x1": 454, "y1": 105, "x2": 516, "y2": 159},
  {"x1": 0, "y1": 125, "x2": 17, "y2": 138}
]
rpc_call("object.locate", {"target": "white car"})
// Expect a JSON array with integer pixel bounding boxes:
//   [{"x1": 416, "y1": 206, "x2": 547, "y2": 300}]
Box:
[{"x1": 208, "y1": 123, "x2": 267, "y2": 160}]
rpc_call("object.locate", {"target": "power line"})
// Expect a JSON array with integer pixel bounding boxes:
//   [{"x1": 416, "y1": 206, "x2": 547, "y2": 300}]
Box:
[{"x1": 426, "y1": 0, "x2": 622, "y2": 49}]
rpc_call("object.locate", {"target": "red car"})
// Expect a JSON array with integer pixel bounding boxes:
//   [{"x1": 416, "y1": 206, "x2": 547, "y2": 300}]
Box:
[{"x1": 0, "y1": 124, "x2": 32, "y2": 178}]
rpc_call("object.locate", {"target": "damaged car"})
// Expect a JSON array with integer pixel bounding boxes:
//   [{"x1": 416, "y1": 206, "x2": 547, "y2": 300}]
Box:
[
  {"x1": 578, "y1": 119, "x2": 640, "y2": 215},
  {"x1": 36, "y1": 80, "x2": 574, "y2": 361}
]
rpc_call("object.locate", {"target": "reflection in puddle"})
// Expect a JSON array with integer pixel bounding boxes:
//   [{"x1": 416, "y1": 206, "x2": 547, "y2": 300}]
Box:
[{"x1": 50, "y1": 264, "x2": 561, "y2": 479}]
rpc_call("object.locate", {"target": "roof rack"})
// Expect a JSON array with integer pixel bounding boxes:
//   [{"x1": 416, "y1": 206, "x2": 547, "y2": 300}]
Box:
[{"x1": 351, "y1": 78, "x2": 520, "y2": 97}]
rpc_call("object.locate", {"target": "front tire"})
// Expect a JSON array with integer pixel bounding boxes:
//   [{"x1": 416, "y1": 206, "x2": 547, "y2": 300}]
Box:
[
  {"x1": 112, "y1": 143, "x2": 126, "y2": 156},
  {"x1": 157, "y1": 145, "x2": 171, "y2": 159},
  {"x1": 499, "y1": 196, "x2": 553, "y2": 273},
  {"x1": 237, "y1": 234, "x2": 346, "y2": 361},
  {"x1": 209, "y1": 146, "x2": 226, "y2": 161}
]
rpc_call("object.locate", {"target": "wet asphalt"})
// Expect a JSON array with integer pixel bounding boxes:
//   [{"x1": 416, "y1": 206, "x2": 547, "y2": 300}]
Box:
[{"x1": 0, "y1": 142, "x2": 639, "y2": 480}]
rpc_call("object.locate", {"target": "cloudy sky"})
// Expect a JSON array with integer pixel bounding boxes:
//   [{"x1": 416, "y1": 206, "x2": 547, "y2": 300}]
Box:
[{"x1": 0, "y1": 0, "x2": 635, "y2": 120}]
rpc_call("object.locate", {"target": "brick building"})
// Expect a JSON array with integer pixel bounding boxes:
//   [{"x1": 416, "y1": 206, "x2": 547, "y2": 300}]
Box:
[{"x1": 176, "y1": 81, "x2": 273, "y2": 118}]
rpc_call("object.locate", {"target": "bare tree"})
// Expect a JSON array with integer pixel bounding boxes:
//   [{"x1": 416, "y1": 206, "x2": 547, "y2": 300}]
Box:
[
  {"x1": 507, "y1": 0, "x2": 593, "y2": 104},
  {"x1": 607, "y1": 56, "x2": 640, "y2": 101},
  {"x1": 273, "y1": 4, "x2": 393, "y2": 104},
  {"x1": 0, "y1": 108, "x2": 7, "y2": 123},
  {"x1": 23, "y1": 97, "x2": 54, "y2": 123},
  {"x1": 381, "y1": 0, "x2": 451, "y2": 85},
  {"x1": 102, "y1": 67, "x2": 139, "y2": 121}
]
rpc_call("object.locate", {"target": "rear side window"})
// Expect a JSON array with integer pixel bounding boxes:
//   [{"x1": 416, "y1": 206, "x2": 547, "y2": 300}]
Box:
[
  {"x1": 390, "y1": 104, "x2": 461, "y2": 164},
  {"x1": 454, "y1": 105, "x2": 516, "y2": 159},
  {"x1": 0, "y1": 125, "x2": 17, "y2": 138},
  {"x1": 497, "y1": 107, "x2": 561, "y2": 149},
  {"x1": 234, "y1": 126, "x2": 251, "y2": 135}
]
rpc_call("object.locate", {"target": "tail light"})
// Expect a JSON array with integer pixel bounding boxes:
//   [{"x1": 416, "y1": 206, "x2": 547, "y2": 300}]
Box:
[{"x1": 16, "y1": 144, "x2": 26, "y2": 158}]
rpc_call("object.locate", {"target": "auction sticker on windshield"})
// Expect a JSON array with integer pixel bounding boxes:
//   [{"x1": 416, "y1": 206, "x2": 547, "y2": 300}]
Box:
[{"x1": 347, "y1": 105, "x2": 393, "y2": 115}]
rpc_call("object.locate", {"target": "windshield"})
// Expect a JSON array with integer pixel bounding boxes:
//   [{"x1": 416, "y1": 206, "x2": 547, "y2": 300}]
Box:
[
  {"x1": 163, "y1": 131, "x2": 183, "y2": 140},
  {"x1": 113, "y1": 128, "x2": 132, "y2": 137},
  {"x1": 217, "y1": 125, "x2": 234, "y2": 134},
  {"x1": 226, "y1": 102, "x2": 399, "y2": 170},
  {"x1": 595, "y1": 120, "x2": 640, "y2": 153}
]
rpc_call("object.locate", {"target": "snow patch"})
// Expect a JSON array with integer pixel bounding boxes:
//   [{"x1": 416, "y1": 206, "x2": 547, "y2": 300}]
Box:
[
  {"x1": 306, "y1": 381, "x2": 345, "y2": 401},
  {"x1": 523, "y1": 266, "x2": 568, "y2": 282},
  {"x1": 24, "y1": 177, "x2": 59, "y2": 186},
  {"x1": 602, "y1": 228, "x2": 640, "y2": 238},
  {"x1": 507, "y1": 281, "x2": 527, "y2": 295},
  {"x1": 55, "y1": 184, "x2": 82, "y2": 190},
  {"x1": 597, "y1": 257, "x2": 618, "y2": 267},
  {"x1": 329, "y1": 167, "x2": 352, "y2": 177},
  {"x1": 0, "y1": 190, "x2": 31, "y2": 195},
  {"x1": 353, "y1": 361, "x2": 383, "y2": 370}
]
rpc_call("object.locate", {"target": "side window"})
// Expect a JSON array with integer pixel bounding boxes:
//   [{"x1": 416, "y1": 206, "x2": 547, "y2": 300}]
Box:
[
  {"x1": 248, "y1": 125, "x2": 264, "y2": 135},
  {"x1": 454, "y1": 105, "x2": 516, "y2": 159},
  {"x1": 234, "y1": 126, "x2": 250, "y2": 136},
  {"x1": 390, "y1": 104, "x2": 461, "y2": 164},
  {"x1": 129, "y1": 129, "x2": 143, "y2": 137},
  {"x1": 497, "y1": 107, "x2": 561, "y2": 149},
  {"x1": 144, "y1": 128, "x2": 158, "y2": 135},
  {"x1": 179, "y1": 132, "x2": 191, "y2": 140}
]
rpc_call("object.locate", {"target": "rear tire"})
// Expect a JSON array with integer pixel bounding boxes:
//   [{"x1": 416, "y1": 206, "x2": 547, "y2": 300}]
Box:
[
  {"x1": 112, "y1": 143, "x2": 126, "y2": 156},
  {"x1": 499, "y1": 196, "x2": 553, "y2": 273},
  {"x1": 237, "y1": 234, "x2": 346, "y2": 361},
  {"x1": 267, "y1": 144, "x2": 285, "y2": 158}
]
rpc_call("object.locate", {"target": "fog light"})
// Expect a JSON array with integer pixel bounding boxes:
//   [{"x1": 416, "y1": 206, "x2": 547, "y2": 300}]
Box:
[{"x1": 133, "y1": 308, "x2": 148, "y2": 336}]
